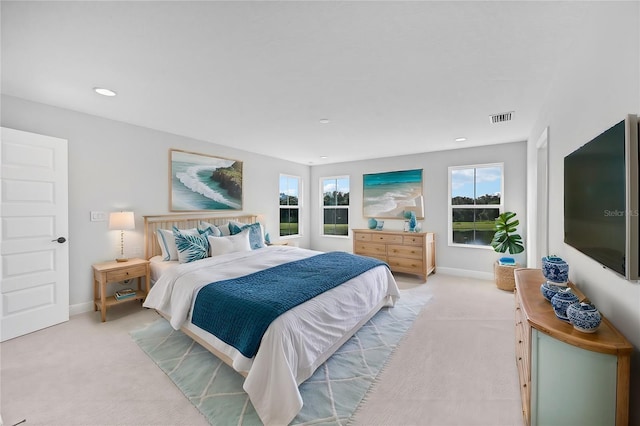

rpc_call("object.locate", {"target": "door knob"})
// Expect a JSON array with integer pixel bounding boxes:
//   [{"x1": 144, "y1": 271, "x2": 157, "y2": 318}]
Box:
[{"x1": 52, "y1": 237, "x2": 67, "y2": 243}]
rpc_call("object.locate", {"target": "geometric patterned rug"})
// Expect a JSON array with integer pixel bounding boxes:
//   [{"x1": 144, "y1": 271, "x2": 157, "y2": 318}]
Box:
[{"x1": 130, "y1": 292, "x2": 430, "y2": 425}]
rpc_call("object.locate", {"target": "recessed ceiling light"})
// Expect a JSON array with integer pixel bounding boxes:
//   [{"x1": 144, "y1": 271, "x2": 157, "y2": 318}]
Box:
[
  {"x1": 319, "y1": 118, "x2": 330, "y2": 124},
  {"x1": 320, "y1": 156, "x2": 328, "y2": 159},
  {"x1": 455, "y1": 137, "x2": 467, "y2": 142},
  {"x1": 93, "y1": 87, "x2": 117, "y2": 97}
]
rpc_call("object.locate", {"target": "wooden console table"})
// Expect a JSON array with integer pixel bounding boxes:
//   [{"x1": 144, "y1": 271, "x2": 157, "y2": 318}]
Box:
[{"x1": 514, "y1": 268, "x2": 632, "y2": 426}]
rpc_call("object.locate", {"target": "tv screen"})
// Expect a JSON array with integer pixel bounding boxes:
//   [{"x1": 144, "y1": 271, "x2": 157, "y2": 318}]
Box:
[{"x1": 564, "y1": 115, "x2": 639, "y2": 279}]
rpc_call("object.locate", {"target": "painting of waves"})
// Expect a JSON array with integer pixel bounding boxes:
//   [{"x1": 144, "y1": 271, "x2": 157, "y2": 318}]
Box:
[
  {"x1": 363, "y1": 169, "x2": 423, "y2": 218},
  {"x1": 170, "y1": 150, "x2": 242, "y2": 211}
]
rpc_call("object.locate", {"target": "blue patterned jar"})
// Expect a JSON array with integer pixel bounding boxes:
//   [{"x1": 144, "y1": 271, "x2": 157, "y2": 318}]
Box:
[
  {"x1": 550, "y1": 288, "x2": 579, "y2": 322},
  {"x1": 567, "y1": 301, "x2": 602, "y2": 333},
  {"x1": 541, "y1": 256, "x2": 569, "y2": 284},
  {"x1": 540, "y1": 281, "x2": 563, "y2": 302}
]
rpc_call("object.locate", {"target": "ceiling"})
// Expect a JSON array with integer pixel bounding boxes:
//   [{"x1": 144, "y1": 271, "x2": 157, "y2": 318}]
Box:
[{"x1": 2, "y1": 1, "x2": 595, "y2": 165}]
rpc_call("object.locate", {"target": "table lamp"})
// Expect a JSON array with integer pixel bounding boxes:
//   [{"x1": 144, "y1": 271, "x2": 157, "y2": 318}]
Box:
[{"x1": 109, "y1": 211, "x2": 135, "y2": 262}]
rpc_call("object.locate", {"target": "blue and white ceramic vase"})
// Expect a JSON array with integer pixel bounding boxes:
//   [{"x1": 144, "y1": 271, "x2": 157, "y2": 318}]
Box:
[
  {"x1": 550, "y1": 287, "x2": 579, "y2": 322},
  {"x1": 542, "y1": 256, "x2": 569, "y2": 284},
  {"x1": 368, "y1": 218, "x2": 378, "y2": 230},
  {"x1": 540, "y1": 281, "x2": 563, "y2": 302},
  {"x1": 567, "y1": 301, "x2": 602, "y2": 333}
]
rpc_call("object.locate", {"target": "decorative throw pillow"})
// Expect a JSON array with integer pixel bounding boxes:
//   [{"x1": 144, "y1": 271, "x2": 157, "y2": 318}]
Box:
[
  {"x1": 198, "y1": 221, "x2": 223, "y2": 237},
  {"x1": 208, "y1": 229, "x2": 252, "y2": 256},
  {"x1": 174, "y1": 227, "x2": 210, "y2": 263},
  {"x1": 198, "y1": 225, "x2": 221, "y2": 239},
  {"x1": 230, "y1": 222, "x2": 265, "y2": 250},
  {"x1": 156, "y1": 228, "x2": 198, "y2": 261}
]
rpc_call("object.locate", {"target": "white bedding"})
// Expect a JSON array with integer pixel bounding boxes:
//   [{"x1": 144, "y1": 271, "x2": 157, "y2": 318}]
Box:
[{"x1": 143, "y1": 245, "x2": 400, "y2": 425}]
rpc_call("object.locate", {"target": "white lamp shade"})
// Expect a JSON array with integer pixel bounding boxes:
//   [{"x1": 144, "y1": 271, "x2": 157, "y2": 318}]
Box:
[{"x1": 109, "y1": 211, "x2": 135, "y2": 230}]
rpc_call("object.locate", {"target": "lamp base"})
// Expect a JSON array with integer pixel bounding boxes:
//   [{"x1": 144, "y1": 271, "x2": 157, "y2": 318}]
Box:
[{"x1": 115, "y1": 257, "x2": 129, "y2": 263}]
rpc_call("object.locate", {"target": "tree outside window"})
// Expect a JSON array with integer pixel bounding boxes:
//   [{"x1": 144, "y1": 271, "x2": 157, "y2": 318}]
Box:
[
  {"x1": 280, "y1": 174, "x2": 300, "y2": 237},
  {"x1": 449, "y1": 164, "x2": 503, "y2": 247},
  {"x1": 322, "y1": 176, "x2": 349, "y2": 236}
]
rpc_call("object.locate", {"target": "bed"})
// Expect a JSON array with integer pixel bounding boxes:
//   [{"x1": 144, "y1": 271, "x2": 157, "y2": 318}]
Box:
[{"x1": 142, "y1": 214, "x2": 400, "y2": 425}]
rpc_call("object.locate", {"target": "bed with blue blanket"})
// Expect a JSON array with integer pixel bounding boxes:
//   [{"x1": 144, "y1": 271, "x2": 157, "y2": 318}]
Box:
[{"x1": 142, "y1": 214, "x2": 400, "y2": 426}]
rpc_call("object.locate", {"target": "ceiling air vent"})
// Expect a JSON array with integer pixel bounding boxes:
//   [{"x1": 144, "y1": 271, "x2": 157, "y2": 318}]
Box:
[{"x1": 489, "y1": 111, "x2": 514, "y2": 124}]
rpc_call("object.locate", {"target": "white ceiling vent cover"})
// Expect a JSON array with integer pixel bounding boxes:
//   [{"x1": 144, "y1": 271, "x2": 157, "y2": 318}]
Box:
[{"x1": 489, "y1": 111, "x2": 514, "y2": 124}]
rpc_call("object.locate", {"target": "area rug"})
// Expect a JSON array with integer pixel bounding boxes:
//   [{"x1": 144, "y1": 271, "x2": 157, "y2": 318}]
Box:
[{"x1": 130, "y1": 291, "x2": 430, "y2": 425}]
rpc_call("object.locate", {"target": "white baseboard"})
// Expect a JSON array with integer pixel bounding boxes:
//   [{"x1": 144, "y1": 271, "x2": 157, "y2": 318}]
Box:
[
  {"x1": 69, "y1": 301, "x2": 94, "y2": 317},
  {"x1": 436, "y1": 266, "x2": 494, "y2": 281}
]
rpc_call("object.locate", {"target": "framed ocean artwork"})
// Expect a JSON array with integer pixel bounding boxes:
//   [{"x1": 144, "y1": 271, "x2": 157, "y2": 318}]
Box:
[
  {"x1": 169, "y1": 149, "x2": 243, "y2": 212},
  {"x1": 363, "y1": 169, "x2": 423, "y2": 219}
]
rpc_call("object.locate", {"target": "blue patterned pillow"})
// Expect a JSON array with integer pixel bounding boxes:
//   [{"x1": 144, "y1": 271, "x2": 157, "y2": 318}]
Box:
[
  {"x1": 229, "y1": 222, "x2": 265, "y2": 250},
  {"x1": 198, "y1": 221, "x2": 223, "y2": 237},
  {"x1": 157, "y1": 228, "x2": 198, "y2": 261},
  {"x1": 173, "y1": 227, "x2": 209, "y2": 263},
  {"x1": 199, "y1": 226, "x2": 220, "y2": 239}
]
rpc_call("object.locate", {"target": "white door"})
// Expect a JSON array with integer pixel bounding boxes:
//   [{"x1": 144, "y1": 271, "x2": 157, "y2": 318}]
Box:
[{"x1": 1, "y1": 127, "x2": 69, "y2": 342}]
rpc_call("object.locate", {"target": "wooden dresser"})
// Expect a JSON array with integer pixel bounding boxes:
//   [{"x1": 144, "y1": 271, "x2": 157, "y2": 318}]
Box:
[
  {"x1": 514, "y1": 268, "x2": 632, "y2": 426},
  {"x1": 352, "y1": 229, "x2": 435, "y2": 282}
]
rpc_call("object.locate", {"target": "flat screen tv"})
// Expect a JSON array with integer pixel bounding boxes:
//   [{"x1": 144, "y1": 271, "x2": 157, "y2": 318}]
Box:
[{"x1": 564, "y1": 114, "x2": 639, "y2": 280}]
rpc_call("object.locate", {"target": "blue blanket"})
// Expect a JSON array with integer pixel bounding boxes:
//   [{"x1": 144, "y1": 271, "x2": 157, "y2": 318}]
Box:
[{"x1": 191, "y1": 251, "x2": 388, "y2": 358}]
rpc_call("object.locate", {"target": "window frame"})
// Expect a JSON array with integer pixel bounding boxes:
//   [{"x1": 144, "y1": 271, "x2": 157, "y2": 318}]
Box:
[
  {"x1": 279, "y1": 174, "x2": 302, "y2": 239},
  {"x1": 320, "y1": 175, "x2": 350, "y2": 238},
  {"x1": 448, "y1": 162, "x2": 504, "y2": 249}
]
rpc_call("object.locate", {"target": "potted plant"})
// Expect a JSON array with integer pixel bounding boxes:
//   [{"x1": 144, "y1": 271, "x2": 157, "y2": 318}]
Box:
[{"x1": 490, "y1": 212, "x2": 524, "y2": 291}]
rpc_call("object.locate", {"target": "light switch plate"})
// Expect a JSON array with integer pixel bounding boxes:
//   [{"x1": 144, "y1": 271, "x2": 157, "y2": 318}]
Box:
[{"x1": 90, "y1": 211, "x2": 107, "y2": 222}]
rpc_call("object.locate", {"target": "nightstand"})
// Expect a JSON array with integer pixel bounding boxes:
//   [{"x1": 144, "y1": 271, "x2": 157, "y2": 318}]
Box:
[{"x1": 92, "y1": 258, "x2": 150, "y2": 322}]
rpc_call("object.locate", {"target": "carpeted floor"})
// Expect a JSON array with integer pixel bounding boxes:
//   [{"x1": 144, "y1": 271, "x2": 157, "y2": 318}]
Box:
[
  {"x1": 0, "y1": 272, "x2": 523, "y2": 426},
  {"x1": 130, "y1": 293, "x2": 431, "y2": 425}
]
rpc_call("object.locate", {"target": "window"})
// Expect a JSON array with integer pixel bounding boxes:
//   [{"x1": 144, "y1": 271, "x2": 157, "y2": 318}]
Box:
[
  {"x1": 279, "y1": 174, "x2": 301, "y2": 237},
  {"x1": 321, "y1": 176, "x2": 350, "y2": 236},
  {"x1": 448, "y1": 163, "x2": 503, "y2": 247}
]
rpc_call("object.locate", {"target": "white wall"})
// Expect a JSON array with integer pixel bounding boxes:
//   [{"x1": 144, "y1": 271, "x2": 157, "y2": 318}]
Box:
[
  {"x1": 1, "y1": 93, "x2": 528, "y2": 312},
  {"x1": 1, "y1": 95, "x2": 311, "y2": 312},
  {"x1": 310, "y1": 141, "x2": 527, "y2": 279},
  {"x1": 526, "y1": 2, "x2": 640, "y2": 422}
]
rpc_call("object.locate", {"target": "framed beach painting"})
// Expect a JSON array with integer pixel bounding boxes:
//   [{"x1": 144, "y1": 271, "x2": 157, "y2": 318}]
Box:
[
  {"x1": 363, "y1": 169, "x2": 423, "y2": 219},
  {"x1": 169, "y1": 149, "x2": 243, "y2": 211}
]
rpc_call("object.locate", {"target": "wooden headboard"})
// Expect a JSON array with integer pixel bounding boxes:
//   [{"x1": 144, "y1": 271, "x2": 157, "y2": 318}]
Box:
[{"x1": 143, "y1": 214, "x2": 257, "y2": 259}]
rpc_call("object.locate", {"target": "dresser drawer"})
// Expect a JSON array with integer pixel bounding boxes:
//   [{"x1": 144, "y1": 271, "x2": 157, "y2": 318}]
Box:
[
  {"x1": 369, "y1": 233, "x2": 403, "y2": 244},
  {"x1": 105, "y1": 265, "x2": 147, "y2": 282},
  {"x1": 387, "y1": 256, "x2": 424, "y2": 274},
  {"x1": 402, "y1": 235, "x2": 424, "y2": 246},
  {"x1": 354, "y1": 232, "x2": 372, "y2": 242},
  {"x1": 354, "y1": 242, "x2": 387, "y2": 257},
  {"x1": 388, "y1": 244, "x2": 423, "y2": 260}
]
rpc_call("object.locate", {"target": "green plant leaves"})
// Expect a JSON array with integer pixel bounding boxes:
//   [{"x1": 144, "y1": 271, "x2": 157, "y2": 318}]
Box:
[{"x1": 490, "y1": 212, "x2": 524, "y2": 254}]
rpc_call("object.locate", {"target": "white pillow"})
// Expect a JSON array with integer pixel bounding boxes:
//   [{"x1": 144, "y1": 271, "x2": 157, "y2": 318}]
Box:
[
  {"x1": 156, "y1": 228, "x2": 198, "y2": 261},
  {"x1": 208, "y1": 229, "x2": 251, "y2": 256}
]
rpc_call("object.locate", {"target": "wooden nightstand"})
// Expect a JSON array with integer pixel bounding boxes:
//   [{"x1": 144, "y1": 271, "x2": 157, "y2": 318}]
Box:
[{"x1": 92, "y1": 258, "x2": 150, "y2": 322}]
